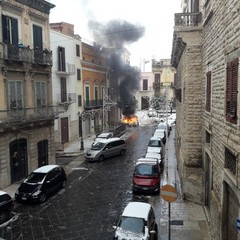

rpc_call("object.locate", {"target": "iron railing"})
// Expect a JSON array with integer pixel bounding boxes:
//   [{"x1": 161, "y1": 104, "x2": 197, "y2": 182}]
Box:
[
  {"x1": 175, "y1": 12, "x2": 202, "y2": 27},
  {"x1": 0, "y1": 106, "x2": 59, "y2": 128},
  {"x1": 3, "y1": 44, "x2": 52, "y2": 65},
  {"x1": 84, "y1": 99, "x2": 103, "y2": 110}
]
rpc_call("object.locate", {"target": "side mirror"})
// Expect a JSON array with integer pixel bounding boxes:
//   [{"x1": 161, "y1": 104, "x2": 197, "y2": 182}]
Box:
[
  {"x1": 112, "y1": 226, "x2": 117, "y2": 230},
  {"x1": 150, "y1": 230, "x2": 156, "y2": 234}
]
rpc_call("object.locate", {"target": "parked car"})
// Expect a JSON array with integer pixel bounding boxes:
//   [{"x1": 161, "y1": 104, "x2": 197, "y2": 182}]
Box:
[
  {"x1": 157, "y1": 122, "x2": 170, "y2": 135},
  {"x1": 145, "y1": 152, "x2": 164, "y2": 170},
  {"x1": 153, "y1": 129, "x2": 166, "y2": 144},
  {"x1": 85, "y1": 138, "x2": 126, "y2": 162},
  {"x1": 132, "y1": 158, "x2": 161, "y2": 194},
  {"x1": 94, "y1": 132, "x2": 114, "y2": 143},
  {"x1": 15, "y1": 165, "x2": 67, "y2": 203},
  {"x1": 113, "y1": 201, "x2": 158, "y2": 240},
  {"x1": 0, "y1": 191, "x2": 14, "y2": 224},
  {"x1": 147, "y1": 137, "x2": 165, "y2": 157}
]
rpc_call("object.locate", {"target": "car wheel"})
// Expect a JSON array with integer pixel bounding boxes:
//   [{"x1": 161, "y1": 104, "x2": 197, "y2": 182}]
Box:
[
  {"x1": 98, "y1": 155, "x2": 104, "y2": 161},
  {"x1": 38, "y1": 192, "x2": 47, "y2": 203},
  {"x1": 0, "y1": 211, "x2": 10, "y2": 224},
  {"x1": 120, "y1": 149, "x2": 126, "y2": 156},
  {"x1": 62, "y1": 180, "x2": 67, "y2": 189}
]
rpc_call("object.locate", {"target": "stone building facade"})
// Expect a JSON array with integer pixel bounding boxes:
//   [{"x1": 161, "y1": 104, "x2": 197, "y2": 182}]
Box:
[
  {"x1": 172, "y1": 0, "x2": 240, "y2": 239},
  {"x1": 0, "y1": 0, "x2": 56, "y2": 188}
]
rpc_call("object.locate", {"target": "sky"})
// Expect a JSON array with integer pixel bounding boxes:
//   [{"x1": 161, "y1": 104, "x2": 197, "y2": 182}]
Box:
[{"x1": 48, "y1": 0, "x2": 182, "y2": 70}]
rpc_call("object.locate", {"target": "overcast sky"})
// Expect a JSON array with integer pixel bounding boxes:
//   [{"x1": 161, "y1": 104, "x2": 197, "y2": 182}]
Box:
[{"x1": 48, "y1": 0, "x2": 181, "y2": 69}]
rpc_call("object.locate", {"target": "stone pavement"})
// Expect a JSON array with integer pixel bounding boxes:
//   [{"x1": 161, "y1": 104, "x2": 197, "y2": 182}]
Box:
[
  {"x1": 1, "y1": 127, "x2": 212, "y2": 240},
  {"x1": 158, "y1": 127, "x2": 212, "y2": 240}
]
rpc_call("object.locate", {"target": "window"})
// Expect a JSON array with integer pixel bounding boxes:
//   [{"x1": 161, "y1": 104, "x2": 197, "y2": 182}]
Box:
[
  {"x1": 155, "y1": 74, "x2": 160, "y2": 83},
  {"x1": 175, "y1": 88, "x2": 182, "y2": 102},
  {"x1": 225, "y1": 148, "x2": 236, "y2": 176},
  {"x1": 58, "y1": 47, "x2": 66, "y2": 71},
  {"x1": 35, "y1": 81, "x2": 47, "y2": 107},
  {"x1": 8, "y1": 80, "x2": 23, "y2": 109},
  {"x1": 206, "y1": 71, "x2": 211, "y2": 112},
  {"x1": 33, "y1": 25, "x2": 43, "y2": 49},
  {"x1": 2, "y1": 15, "x2": 18, "y2": 45},
  {"x1": 94, "y1": 85, "x2": 98, "y2": 105},
  {"x1": 226, "y1": 59, "x2": 238, "y2": 124},
  {"x1": 77, "y1": 69, "x2": 81, "y2": 80},
  {"x1": 60, "y1": 78, "x2": 67, "y2": 102},
  {"x1": 76, "y1": 44, "x2": 80, "y2": 57},
  {"x1": 143, "y1": 79, "x2": 148, "y2": 90},
  {"x1": 205, "y1": 131, "x2": 210, "y2": 144},
  {"x1": 78, "y1": 95, "x2": 82, "y2": 107}
]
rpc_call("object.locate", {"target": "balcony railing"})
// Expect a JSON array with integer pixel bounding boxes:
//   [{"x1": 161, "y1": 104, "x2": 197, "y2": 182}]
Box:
[
  {"x1": 55, "y1": 62, "x2": 75, "y2": 75},
  {"x1": 56, "y1": 93, "x2": 76, "y2": 104},
  {"x1": 0, "y1": 106, "x2": 59, "y2": 129},
  {"x1": 3, "y1": 44, "x2": 52, "y2": 66},
  {"x1": 84, "y1": 99, "x2": 103, "y2": 110},
  {"x1": 175, "y1": 12, "x2": 202, "y2": 27}
]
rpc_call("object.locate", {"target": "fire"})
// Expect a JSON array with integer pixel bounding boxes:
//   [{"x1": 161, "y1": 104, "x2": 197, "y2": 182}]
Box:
[{"x1": 122, "y1": 115, "x2": 139, "y2": 126}]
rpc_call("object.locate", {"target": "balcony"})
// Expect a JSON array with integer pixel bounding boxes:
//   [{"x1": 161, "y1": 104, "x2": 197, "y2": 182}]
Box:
[
  {"x1": 84, "y1": 99, "x2": 103, "y2": 110},
  {"x1": 55, "y1": 62, "x2": 75, "y2": 75},
  {"x1": 174, "y1": 12, "x2": 202, "y2": 29},
  {"x1": 0, "y1": 106, "x2": 58, "y2": 131},
  {"x1": 56, "y1": 93, "x2": 76, "y2": 105},
  {"x1": 3, "y1": 44, "x2": 52, "y2": 66},
  {"x1": 171, "y1": 12, "x2": 202, "y2": 68}
]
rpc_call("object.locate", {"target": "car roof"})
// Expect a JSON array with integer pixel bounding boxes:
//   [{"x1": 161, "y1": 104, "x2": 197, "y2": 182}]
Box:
[
  {"x1": 96, "y1": 137, "x2": 121, "y2": 143},
  {"x1": 0, "y1": 190, "x2": 9, "y2": 196},
  {"x1": 33, "y1": 165, "x2": 60, "y2": 173},
  {"x1": 150, "y1": 136, "x2": 163, "y2": 141},
  {"x1": 122, "y1": 202, "x2": 151, "y2": 220},
  {"x1": 137, "y1": 158, "x2": 158, "y2": 165},
  {"x1": 97, "y1": 132, "x2": 113, "y2": 137},
  {"x1": 145, "y1": 152, "x2": 161, "y2": 159}
]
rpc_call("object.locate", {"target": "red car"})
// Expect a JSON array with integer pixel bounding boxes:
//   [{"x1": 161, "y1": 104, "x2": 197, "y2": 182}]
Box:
[{"x1": 132, "y1": 158, "x2": 161, "y2": 194}]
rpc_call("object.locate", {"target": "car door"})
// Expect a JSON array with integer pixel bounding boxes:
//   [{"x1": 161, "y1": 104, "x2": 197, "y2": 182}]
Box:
[
  {"x1": 104, "y1": 142, "x2": 115, "y2": 158},
  {"x1": 148, "y1": 208, "x2": 157, "y2": 240},
  {"x1": 44, "y1": 169, "x2": 60, "y2": 194}
]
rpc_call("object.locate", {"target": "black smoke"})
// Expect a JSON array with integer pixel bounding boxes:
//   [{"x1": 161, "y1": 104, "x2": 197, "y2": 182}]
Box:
[{"x1": 88, "y1": 19, "x2": 145, "y2": 116}]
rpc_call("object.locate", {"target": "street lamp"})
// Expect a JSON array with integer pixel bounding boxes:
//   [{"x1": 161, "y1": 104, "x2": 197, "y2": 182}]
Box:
[{"x1": 78, "y1": 111, "x2": 85, "y2": 150}]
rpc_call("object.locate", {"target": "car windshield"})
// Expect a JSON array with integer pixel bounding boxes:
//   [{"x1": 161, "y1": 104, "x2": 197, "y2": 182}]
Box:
[
  {"x1": 25, "y1": 173, "x2": 46, "y2": 183},
  {"x1": 91, "y1": 141, "x2": 105, "y2": 150},
  {"x1": 148, "y1": 140, "x2": 161, "y2": 147},
  {"x1": 135, "y1": 164, "x2": 158, "y2": 176},
  {"x1": 118, "y1": 216, "x2": 145, "y2": 234}
]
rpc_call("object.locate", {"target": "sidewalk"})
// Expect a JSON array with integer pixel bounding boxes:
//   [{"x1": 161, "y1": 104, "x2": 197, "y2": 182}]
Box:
[{"x1": 159, "y1": 127, "x2": 211, "y2": 240}]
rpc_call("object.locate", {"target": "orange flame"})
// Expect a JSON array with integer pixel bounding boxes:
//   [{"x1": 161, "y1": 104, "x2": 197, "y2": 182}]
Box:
[{"x1": 122, "y1": 115, "x2": 138, "y2": 125}]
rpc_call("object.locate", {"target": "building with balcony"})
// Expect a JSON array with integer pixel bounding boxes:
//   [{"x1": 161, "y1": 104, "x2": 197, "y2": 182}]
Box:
[
  {"x1": 152, "y1": 59, "x2": 176, "y2": 111},
  {"x1": 50, "y1": 22, "x2": 81, "y2": 148},
  {"x1": 171, "y1": 0, "x2": 240, "y2": 239},
  {"x1": 134, "y1": 71, "x2": 154, "y2": 111},
  {"x1": 81, "y1": 42, "x2": 109, "y2": 136},
  {"x1": 0, "y1": 0, "x2": 56, "y2": 188}
]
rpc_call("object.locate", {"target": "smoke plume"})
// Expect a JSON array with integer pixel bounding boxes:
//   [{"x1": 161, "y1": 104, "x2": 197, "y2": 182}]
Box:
[{"x1": 88, "y1": 19, "x2": 145, "y2": 116}]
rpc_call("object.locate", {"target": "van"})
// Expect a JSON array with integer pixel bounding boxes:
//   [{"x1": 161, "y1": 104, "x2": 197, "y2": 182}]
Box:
[
  {"x1": 113, "y1": 201, "x2": 158, "y2": 240},
  {"x1": 85, "y1": 137, "x2": 126, "y2": 162}
]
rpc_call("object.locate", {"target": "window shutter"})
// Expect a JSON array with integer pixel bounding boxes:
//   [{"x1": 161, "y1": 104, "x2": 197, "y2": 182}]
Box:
[
  {"x1": 206, "y1": 72, "x2": 211, "y2": 112},
  {"x1": 2, "y1": 15, "x2": 8, "y2": 44},
  {"x1": 11, "y1": 17, "x2": 18, "y2": 45}
]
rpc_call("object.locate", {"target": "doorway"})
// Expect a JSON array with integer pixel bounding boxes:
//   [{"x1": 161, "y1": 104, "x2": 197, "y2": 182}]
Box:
[{"x1": 10, "y1": 138, "x2": 28, "y2": 183}]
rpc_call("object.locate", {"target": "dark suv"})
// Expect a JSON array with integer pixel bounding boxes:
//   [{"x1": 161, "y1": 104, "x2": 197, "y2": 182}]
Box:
[
  {"x1": 0, "y1": 191, "x2": 13, "y2": 224},
  {"x1": 15, "y1": 165, "x2": 67, "y2": 203},
  {"x1": 132, "y1": 159, "x2": 161, "y2": 194}
]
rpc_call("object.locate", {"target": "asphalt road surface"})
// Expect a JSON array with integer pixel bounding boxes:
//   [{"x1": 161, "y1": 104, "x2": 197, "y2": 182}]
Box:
[{"x1": 0, "y1": 124, "x2": 162, "y2": 240}]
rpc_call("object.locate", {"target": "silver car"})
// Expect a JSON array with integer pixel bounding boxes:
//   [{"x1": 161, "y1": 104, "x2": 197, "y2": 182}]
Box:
[{"x1": 85, "y1": 138, "x2": 126, "y2": 162}]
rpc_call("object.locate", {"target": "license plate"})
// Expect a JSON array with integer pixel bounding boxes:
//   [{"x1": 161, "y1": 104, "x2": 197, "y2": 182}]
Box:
[
  {"x1": 22, "y1": 197, "x2": 27, "y2": 200},
  {"x1": 143, "y1": 187, "x2": 148, "y2": 190}
]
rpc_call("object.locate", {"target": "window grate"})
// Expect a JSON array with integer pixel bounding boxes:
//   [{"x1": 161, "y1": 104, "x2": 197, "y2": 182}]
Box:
[{"x1": 225, "y1": 148, "x2": 236, "y2": 175}]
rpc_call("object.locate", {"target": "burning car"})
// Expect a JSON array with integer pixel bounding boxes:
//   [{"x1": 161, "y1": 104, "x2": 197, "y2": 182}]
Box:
[{"x1": 122, "y1": 115, "x2": 139, "y2": 127}]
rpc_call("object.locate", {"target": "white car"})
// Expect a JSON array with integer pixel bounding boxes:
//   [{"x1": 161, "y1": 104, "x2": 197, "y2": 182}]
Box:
[
  {"x1": 144, "y1": 152, "x2": 164, "y2": 169},
  {"x1": 113, "y1": 202, "x2": 158, "y2": 240},
  {"x1": 147, "y1": 136, "x2": 165, "y2": 157},
  {"x1": 153, "y1": 129, "x2": 166, "y2": 144}
]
